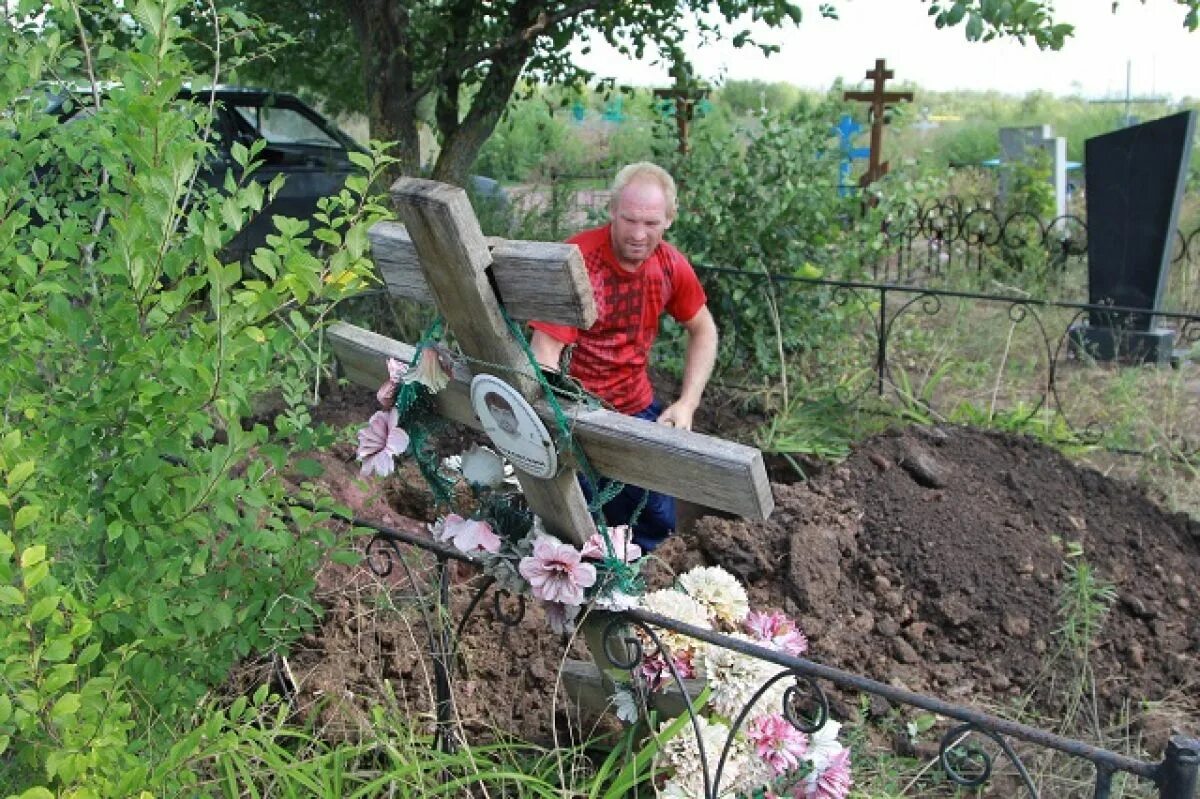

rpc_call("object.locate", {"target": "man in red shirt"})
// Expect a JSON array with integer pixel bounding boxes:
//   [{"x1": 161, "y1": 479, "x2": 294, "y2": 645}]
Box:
[{"x1": 530, "y1": 162, "x2": 718, "y2": 551}]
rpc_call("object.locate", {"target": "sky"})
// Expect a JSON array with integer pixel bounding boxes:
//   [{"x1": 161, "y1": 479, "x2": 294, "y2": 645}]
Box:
[{"x1": 572, "y1": 0, "x2": 1199, "y2": 101}]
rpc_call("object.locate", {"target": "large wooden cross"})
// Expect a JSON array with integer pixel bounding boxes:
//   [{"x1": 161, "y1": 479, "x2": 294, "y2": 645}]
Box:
[
  {"x1": 842, "y1": 58, "x2": 913, "y2": 188},
  {"x1": 329, "y1": 178, "x2": 774, "y2": 693}
]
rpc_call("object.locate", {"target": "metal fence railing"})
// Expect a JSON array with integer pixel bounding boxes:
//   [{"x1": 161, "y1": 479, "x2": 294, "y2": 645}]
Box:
[{"x1": 298, "y1": 496, "x2": 1200, "y2": 799}]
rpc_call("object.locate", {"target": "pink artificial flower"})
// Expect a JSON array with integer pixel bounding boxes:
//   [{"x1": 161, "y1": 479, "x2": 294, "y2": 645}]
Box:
[
  {"x1": 745, "y1": 610, "x2": 809, "y2": 657},
  {"x1": 580, "y1": 525, "x2": 642, "y2": 563},
  {"x1": 403, "y1": 346, "x2": 450, "y2": 393},
  {"x1": 376, "y1": 358, "x2": 408, "y2": 408},
  {"x1": 356, "y1": 409, "x2": 409, "y2": 477},
  {"x1": 437, "y1": 514, "x2": 501, "y2": 554},
  {"x1": 746, "y1": 713, "x2": 809, "y2": 776},
  {"x1": 804, "y1": 748, "x2": 852, "y2": 799},
  {"x1": 518, "y1": 537, "x2": 596, "y2": 606},
  {"x1": 637, "y1": 648, "x2": 696, "y2": 692},
  {"x1": 543, "y1": 601, "x2": 581, "y2": 635}
]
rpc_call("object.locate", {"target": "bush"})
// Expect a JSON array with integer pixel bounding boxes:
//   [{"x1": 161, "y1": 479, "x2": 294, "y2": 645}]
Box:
[{"x1": 0, "y1": 1, "x2": 390, "y2": 792}]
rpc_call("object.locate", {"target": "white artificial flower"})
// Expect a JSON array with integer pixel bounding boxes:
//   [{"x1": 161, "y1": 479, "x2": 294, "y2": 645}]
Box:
[
  {"x1": 639, "y1": 588, "x2": 713, "y2": 659},
  {"x1": 678, "y1": 566, "x2": 750, "y2": 626},
  {"x1": 656, "y1": 714, "x2": 737, "y2": 799},
  {"x1": 702, "y1": 635, "x2": 788, "y2": 721},
  {"x1": 611, "y1": 686, "x2": 640, "y2": 724},
  {"x1": 594, "y1": 590, "x2": 639, "y2": 612},
  {"x1": 640, "y1": 588, "x2": 713, "y2": 630},
  {"x1": 805, "y1": 718, "x2": 845, "y2": 773}
]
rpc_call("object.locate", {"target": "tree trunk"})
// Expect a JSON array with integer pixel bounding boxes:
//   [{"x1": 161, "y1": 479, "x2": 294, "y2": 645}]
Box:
[
  {"x1": 430, "y1": 49, "x2": 529, "y2": 187},
  {"x1": 344, "y1": 0, "x2": 421, "y2": 184}
]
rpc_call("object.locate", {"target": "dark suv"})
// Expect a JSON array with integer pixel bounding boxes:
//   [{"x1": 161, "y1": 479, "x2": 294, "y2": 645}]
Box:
[{"x1": 47, "y1": 86, "x2": 364, "y2": 259}]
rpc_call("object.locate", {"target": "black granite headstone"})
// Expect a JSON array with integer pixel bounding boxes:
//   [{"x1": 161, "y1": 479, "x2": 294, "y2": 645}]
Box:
[{"x1": 1077, "y1": 111, "x2": 1196, "y2": 361}]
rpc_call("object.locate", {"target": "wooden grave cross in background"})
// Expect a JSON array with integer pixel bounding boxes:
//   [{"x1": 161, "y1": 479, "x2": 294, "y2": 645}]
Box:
[
  {"x1": 328, "y1": 177, "x2": 774, "y2": 691},
  {"x1": 843, "y1": 58, "x2": 914, "y2": 189}
]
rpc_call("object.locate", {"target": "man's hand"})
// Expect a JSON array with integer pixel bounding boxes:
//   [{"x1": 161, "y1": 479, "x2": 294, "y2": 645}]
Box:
[{"x1": 657, "y1": 400, "x2": 698, "y2": 431}]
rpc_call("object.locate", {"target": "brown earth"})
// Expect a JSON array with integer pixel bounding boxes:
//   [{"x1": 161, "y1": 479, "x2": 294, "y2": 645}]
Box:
[{"x1": 273, "y1": 382, "x2": 1200, "y2": 760}]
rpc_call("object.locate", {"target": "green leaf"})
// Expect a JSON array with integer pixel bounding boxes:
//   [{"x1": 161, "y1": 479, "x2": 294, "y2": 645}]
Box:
[
  {"x1": 0, "y1": 586, "x2": 23, "y2": 606},
  {"x1": 6, "y1": 460, "x2": 35, "y2": 489},
  {"x1": 42, "y1": 638, "x2": 72, "y2": 662},
  {"x1": 49, "y1": 692, "x2": 81, "y2": 722},
  {"x1": 20, "y1": 545, "x2": 45, "y2": 568},
  {"x1": 14, "y1": 504, "x2": 41, "y2": 530},
  {"x1": 29, "y1": 594, "x2": 59, "y2": 623},
  {"x1": 294, "y1": 458, "x2": 324, "y2": 478}
]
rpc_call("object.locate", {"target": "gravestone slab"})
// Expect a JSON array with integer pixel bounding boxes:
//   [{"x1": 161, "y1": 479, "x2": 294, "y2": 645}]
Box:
[
  {"x1": 1072, "y1": 111, "x2": 1196, "y2": 362},
  {"x1": 998, "y1": 124, "x2": 1068, "y2": 218}
]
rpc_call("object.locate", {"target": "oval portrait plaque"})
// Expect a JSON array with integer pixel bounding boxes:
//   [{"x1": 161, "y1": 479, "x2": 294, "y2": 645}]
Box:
[{"x1": 470, "y1": 374, "x2": 558, "y2": 479}]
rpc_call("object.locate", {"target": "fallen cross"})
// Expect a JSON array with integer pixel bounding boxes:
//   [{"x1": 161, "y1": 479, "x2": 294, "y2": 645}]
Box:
[{"x1": 328, "y1": 177, "x2": 774, "y2": 717}]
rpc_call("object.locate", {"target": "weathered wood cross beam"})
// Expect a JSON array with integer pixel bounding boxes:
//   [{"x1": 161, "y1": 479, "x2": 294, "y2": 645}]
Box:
[
  {"x1": 330, "y1": 177, "x2": 775, "y2": 716},
  {"x1": 329, "y1": 179, "x2": 774, "y2": 548},
  {"x1": 843, "y1": 58, "x2": 914, "y2": 188}
]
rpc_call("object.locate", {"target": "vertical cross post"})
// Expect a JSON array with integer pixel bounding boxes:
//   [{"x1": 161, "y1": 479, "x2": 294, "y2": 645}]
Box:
[
  {"x1": 843, "y1": 58, "x2": 914, "y2": 189},
  {"x1": 392, "y1": 178, "x2": 597, "y2": 545}
]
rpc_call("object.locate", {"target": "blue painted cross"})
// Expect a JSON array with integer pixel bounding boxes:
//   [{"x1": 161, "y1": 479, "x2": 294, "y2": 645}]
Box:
[{"x1": 833, "y1": 114, "x2": 870, "y2": 196}]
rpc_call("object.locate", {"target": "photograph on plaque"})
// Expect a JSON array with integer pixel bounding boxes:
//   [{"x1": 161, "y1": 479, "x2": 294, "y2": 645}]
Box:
[{"x1": 470, "y1": 374, "x2": 558, "y2": 479}]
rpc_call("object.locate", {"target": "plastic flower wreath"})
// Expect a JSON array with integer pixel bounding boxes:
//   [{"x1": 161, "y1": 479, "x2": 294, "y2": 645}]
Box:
[
  {"x1": 356, "y1": 350, "x2": 851, "y2": 799},
  {"x1": 632, "y1": 565, "x2": 853, "y2": 799},
  {"x1": 356, "y1": 349, "x2": 647, "y2": 628}
]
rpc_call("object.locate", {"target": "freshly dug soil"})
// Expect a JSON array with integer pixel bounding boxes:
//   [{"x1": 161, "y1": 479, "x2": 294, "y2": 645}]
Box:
[{"x1": 276, "y1": 384, "x2": 1199, "y2": 757}]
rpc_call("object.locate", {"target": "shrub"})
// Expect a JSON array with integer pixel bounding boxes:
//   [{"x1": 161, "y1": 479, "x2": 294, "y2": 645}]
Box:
[{"x1": 0, "y1": 1, "x2": 389, "y2": 791}]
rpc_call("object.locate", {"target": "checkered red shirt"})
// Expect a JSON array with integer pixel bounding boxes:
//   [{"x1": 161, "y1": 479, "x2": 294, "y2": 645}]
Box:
[{"x1": 529, "y1": 224, "x2": 706, "y2": 414}]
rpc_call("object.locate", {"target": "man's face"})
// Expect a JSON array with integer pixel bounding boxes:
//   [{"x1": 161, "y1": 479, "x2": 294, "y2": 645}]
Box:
[{"x1": 610, "y1": 179, "x2": 670, "y2": 270}]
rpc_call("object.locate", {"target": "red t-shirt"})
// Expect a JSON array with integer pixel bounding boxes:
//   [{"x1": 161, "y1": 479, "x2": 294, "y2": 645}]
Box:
[{"x1": 530, "y1": 224, "x2": 707, "y2": 414}]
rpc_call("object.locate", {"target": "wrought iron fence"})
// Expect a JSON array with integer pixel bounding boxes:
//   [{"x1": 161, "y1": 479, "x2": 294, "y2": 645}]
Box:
[
  {"x1": 302, "y1": 498, "x2": 1200, "y2": 799},
  {"x1": 863, "y1": 197, "x2": 1200, "y2": 303},
  {"x1": 692, "y1": 264, "x2": 1200, "y2": 462}
]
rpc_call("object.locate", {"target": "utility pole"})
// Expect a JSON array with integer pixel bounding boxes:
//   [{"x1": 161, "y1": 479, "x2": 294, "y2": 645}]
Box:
[{"x1": 1088, "y1": 60, "x2": 1167, "y2": 127}]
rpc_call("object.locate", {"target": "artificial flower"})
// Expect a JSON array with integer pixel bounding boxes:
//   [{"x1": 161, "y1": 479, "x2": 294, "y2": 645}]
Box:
[
  {"x1": 746, "y1": 713, "x2": 809, "y2": 776},
  {"x1": 703, "y1": 635, "x2": 788, "y2": 720},
  {"x1": 518, "y1": 536, "x2": 596, "y2": 606},
  {"x1": 402, "y1": 346, "x2": 450, "y2": 393},
  {"x1": 656, "y1": 714, "x2": 746, "y2": 799},
  {"x1": 459, "y1": 444, "x2": 508, "y2": 489},
  {"x1": 376, "y1": 357, "x2": 407, "y2": 408},
  {"x1": 611, "y1": 686, "x2": 640, "y2": 724},
  {"x1": 804, "y1": 720, "x2": 845, "y2": 774},
  {"x1": 637, "y1": 647, "x2": 698, "y2": 693},
  {"x1": 679, "y1": 565, "x2": 750, "y2": 626},
  {"x1": 744, "y1": 610, "x2": 809, "y2": 657},
  {"x1": 593, "y1": 589, "x2": 639, "y2": 612},
  {"x1": 639, "y1": 588, "x2": 713, "y2": 630},
  {"x1": 543, "y1": 600, "x2": 581, "y2": 635},
  {"x1": 435, "y1": 513, "x2": 501, "y2": 554},
  {"x1": 356, "y1": 409, "x2": 409, "y2": 477},
  {"x1": 580, "y1": 525, "x2": 642, "y2": 563},
  {"x1": 804, "y1": 748, "x2": 852, "y2": 799}
]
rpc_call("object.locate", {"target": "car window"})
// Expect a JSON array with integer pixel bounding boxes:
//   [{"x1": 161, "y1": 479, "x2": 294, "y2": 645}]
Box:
[{"x1": 232, "y1": 105, "x2": 341, "y2": 148}]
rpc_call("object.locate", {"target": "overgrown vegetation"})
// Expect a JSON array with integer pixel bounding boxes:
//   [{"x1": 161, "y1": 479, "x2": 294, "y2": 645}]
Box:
[{"x1": 0, "y1": 1, "x2": 391, "y2": 792}]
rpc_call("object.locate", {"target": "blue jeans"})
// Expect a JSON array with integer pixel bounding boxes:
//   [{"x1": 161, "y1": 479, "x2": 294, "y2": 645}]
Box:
[{"x1": 580, "y1": 400, "x2": 676, "y2": 552}]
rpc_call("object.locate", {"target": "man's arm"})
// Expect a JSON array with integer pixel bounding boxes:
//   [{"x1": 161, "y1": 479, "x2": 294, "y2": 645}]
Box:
[
  {"x1": 530, "y1": 329, "x2": 567, "y2": 373},
  {"x1": 656, "y1": 306, "x2": 718, "y2": 431}
]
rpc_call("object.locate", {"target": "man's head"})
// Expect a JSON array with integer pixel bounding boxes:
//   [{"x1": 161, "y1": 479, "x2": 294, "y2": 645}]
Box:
[{"x1": 608, "y1": 162, "x2": 677, "y2": 271}]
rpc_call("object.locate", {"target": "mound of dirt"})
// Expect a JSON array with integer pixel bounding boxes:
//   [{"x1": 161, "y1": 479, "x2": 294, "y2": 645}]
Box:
[{"x1": 281, "y1": 386, "x2": 1199, "y2": 752}]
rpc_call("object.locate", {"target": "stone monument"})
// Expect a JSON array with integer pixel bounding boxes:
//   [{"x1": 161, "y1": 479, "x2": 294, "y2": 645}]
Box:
[{"x1": 1070, "y1": 111, "x2": 1196, "y2": 363}]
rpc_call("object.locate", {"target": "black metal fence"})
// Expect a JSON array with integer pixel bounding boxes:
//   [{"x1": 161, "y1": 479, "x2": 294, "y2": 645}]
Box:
[
  {"x1": 308, "y1": 499, "x2": 1200, "y2": 799},
  {"x1": 861, "y1": 198, "x2": 1200, "y2": 303},
  {"x1": 694, "y1": 264, "x2": 1200, "y2": 462}
]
